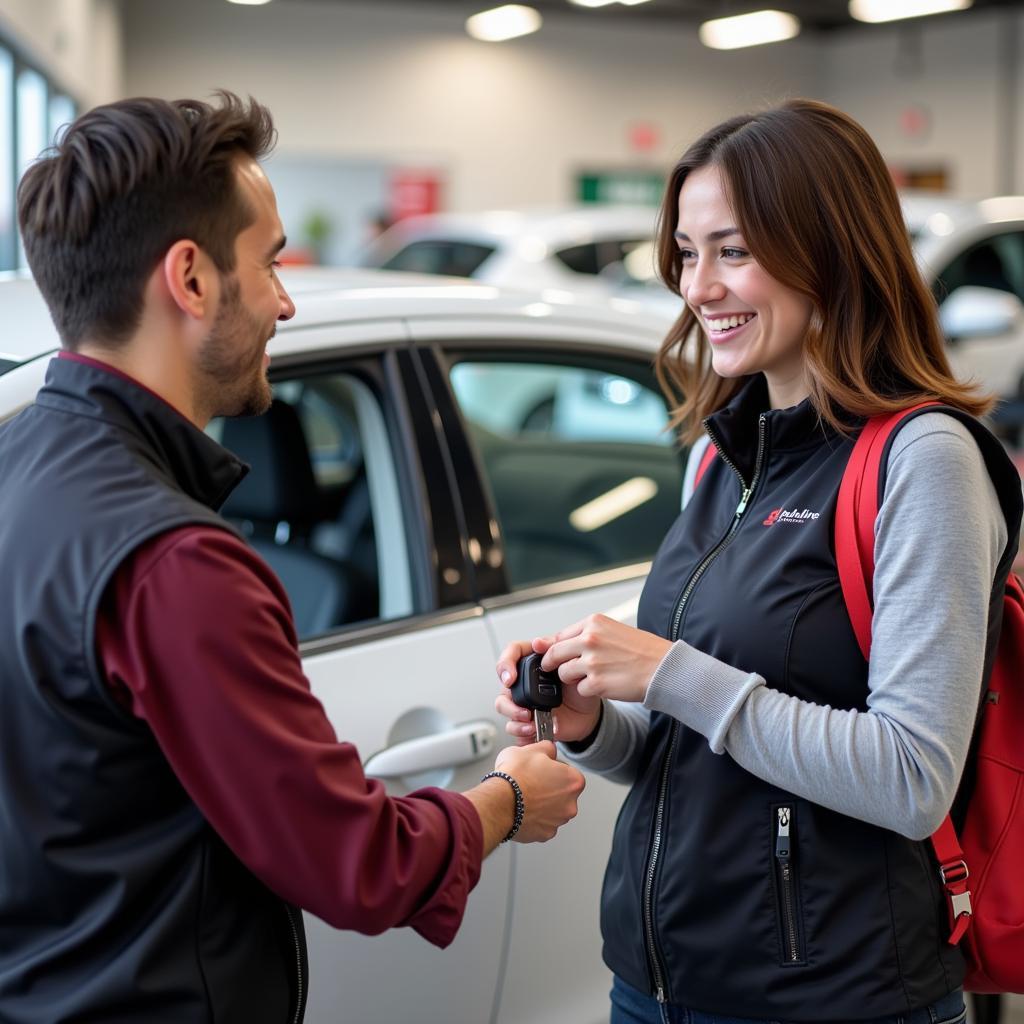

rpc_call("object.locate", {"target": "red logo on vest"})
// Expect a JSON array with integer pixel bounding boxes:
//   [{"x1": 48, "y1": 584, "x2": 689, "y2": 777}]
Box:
[{"x1": 764, "y1": 507, "x2": 820, "y2": 527}]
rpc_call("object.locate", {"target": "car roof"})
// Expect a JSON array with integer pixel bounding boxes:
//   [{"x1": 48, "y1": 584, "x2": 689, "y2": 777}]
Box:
[
  {"x1": 0, "y1": 266, "x2": 673, "y2": 366},
  {"x1": 372, "y1": 205, "x2": 661, "y2": 251}
]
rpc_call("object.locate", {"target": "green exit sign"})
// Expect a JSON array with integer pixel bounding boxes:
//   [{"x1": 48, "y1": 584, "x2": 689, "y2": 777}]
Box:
[{"x1": 578, "y1": 171, "x2": 664, "y2": 206}]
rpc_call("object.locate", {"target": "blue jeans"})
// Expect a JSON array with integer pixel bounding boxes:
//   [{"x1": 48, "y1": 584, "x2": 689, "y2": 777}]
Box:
[{"x1": 609, "y1": 976, "x2": 967, "y2": 1024}]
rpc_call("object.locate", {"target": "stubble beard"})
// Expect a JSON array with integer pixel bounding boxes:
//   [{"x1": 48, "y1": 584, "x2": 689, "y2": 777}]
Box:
[{"x1": 198, "y1": 275, "x2": 274, "y2": 420}]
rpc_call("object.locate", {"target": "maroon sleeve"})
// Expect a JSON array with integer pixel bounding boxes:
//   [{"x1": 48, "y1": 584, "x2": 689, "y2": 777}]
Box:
[{"x1": 95, "y1": 525, "x2": 483, "y2": 948}]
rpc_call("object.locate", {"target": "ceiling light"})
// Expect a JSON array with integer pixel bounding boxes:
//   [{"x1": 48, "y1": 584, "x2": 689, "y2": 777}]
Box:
[
  {"x1": 849, "y1": 0, "x2": 972, "y2": 22},
  {"x1": 568, "y1": 0, "x2": 618, "y2": 7},
  {"x1": 466, "y1": 4, "x2": 542, "y2": 40},
  {"x1": 226, "y1": 0, "x2": 273, "y2": 5},
  {"x1": 699, "y1": 9, "x2": 800, "y2": 48}
]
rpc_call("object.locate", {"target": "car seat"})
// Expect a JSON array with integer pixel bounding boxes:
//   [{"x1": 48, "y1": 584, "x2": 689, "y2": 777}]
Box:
[{"x1": 220, "y1": 399, "x2": 365, "y2": 637}]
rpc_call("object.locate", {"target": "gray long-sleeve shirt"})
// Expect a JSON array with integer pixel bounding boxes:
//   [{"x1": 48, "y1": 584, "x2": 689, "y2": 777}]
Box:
[{"x1": 563, "y1": 412, "x2": 1009, "y2": 840}]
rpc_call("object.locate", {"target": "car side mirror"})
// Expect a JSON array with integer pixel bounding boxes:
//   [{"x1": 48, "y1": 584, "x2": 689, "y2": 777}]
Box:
[{"x1": 939, "y1": 285, "x2": 1024, "y2": 343}]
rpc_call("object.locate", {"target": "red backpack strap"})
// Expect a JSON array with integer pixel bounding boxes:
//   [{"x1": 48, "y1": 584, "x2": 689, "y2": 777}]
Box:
[
  {"x1": 835, "y1": 402, "x2": 971, "y2": 946},
  {"x1": 694, "y1": 440, "x2": 717, "y2": 488}
]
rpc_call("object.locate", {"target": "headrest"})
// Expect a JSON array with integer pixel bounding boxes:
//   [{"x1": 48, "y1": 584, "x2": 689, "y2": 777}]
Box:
[{"x1": 220, "y1": 399, "x2": 319, "y2": 527}]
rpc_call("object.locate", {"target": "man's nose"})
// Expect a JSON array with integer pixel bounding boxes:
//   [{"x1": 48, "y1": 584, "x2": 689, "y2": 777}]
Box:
[{"x1": 278, "y1": 284, "x2": 296, "y2": 322}]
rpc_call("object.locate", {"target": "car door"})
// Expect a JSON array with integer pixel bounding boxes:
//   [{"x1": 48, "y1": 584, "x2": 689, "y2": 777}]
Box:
[
  {"x1": 408, "y1": 319, "x2": 686, "y2": 1024},
  {"x1": 932, "y1": 230, "x2": 1024, "y2": 402},
  {"x1": 213, "y1": 321, "x2": 512, "y2": 1024}
]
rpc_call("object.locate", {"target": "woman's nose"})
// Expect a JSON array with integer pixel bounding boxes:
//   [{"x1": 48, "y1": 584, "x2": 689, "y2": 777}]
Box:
[{"x1": 684, "y1": 261, "x2": 726, "y2": 306}]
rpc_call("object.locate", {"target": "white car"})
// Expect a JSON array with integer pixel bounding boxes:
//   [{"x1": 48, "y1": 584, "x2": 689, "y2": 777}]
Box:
[
  {"x1": 0, "y1": 268, "x2": 682, "y2": 1024},
  {"x1": 363, "y1": 205, "x2": 660, "y2": 300},
  {"x1": 366, "y1": 199, "x2": 1024, "y2": 418}
]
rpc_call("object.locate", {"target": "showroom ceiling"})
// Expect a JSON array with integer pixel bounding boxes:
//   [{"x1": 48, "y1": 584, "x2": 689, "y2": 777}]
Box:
[{"x1": 281, "y1": 0, "x2": 1024, "y2": 33}]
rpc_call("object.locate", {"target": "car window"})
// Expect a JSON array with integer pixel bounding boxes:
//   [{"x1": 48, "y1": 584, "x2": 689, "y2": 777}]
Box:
[
  {"x1": 449, "y1": 358, "x2": 683, "y2": 589},
  {"x1": 380, "y1": 239, "x2": 495, "y2": 277},
  {"x1": 934, "y1": 231, "x2": 1024, "y2": 303},
  {"x1": 208, "y1": 371, "x2": 413, "y2": 640},
  {"x1": 553, "y1": 238, "x2": 647, "y2": 277}
]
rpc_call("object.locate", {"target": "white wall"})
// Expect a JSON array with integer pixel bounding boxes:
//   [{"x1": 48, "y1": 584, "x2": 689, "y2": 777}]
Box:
[
  {"x1": 121, "y1": 0, "x2": 820, "y2": 212},
  {"x1": 819, "y1": 7, "x2": 1024, "y2": 197},
  {"x1": 0, "y1": 0, "x2": 122, "y2": 107}
]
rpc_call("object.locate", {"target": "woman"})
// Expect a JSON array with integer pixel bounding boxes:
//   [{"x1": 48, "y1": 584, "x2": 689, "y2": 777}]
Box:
[{"x1": 495, "y1": 99, "x2": 1022, "y2": 1024}]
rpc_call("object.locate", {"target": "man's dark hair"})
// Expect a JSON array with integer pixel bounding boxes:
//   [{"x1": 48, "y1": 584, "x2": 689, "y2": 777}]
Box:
[{"x1": 17, "y1": 91, "x2": 276, "y2": 349}]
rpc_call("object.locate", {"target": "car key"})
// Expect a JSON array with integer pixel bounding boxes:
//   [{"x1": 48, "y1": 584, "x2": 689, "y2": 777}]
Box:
[{"x1": 511, "y1": 653, "x2": 562, "y2": 742}]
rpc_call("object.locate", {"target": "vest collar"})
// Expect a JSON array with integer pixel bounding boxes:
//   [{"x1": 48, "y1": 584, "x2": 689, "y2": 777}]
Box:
[
  {"x1": 36, "y1": 356, "x2": 248, "y2": 511},
  {"x1": 704, "y1": 376, "x2": 838, "y2": 483}
]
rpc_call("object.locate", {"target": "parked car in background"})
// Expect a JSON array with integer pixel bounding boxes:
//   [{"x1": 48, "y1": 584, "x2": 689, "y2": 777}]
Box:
[
  {"x1": 0, "y1": 268, "x2": 681, "y2": 1024},
  {"x1": 362, "y1": 205, "x2": 659, "y2": 300},
  {"x1": 368, "y1": 198, "x2": 1024, "y2": 421}
]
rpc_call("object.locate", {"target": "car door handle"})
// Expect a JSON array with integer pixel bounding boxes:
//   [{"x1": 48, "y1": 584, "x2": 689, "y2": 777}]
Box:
[{"x1": 364, "y1": 721, "x2": 498, "y2": 779}]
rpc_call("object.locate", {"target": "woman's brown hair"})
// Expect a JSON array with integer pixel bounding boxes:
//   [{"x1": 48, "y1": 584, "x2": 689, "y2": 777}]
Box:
[{"x1": 654, "y1": 98, "x2": 992, "y2": 443}]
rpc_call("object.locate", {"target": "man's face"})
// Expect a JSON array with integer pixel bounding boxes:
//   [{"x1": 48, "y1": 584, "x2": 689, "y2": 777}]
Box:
[{"x1": 197, "y1": 157, "x2": 294, "y2": 419}]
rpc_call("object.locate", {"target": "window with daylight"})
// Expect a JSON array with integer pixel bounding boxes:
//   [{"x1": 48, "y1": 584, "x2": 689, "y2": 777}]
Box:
[{"x1": 0, "y1": 35, "x2": 77, "y2": 272}]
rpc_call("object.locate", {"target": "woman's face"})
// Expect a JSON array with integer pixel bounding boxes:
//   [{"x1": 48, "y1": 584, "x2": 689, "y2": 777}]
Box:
[{"x1": 675, "y1": 165, "x2": 813, "y2": 410}]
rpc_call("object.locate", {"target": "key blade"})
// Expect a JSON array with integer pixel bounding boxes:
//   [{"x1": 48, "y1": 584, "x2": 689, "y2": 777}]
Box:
[{"x1": 534, "y1": 710, "x2": 555, "y2": 743}]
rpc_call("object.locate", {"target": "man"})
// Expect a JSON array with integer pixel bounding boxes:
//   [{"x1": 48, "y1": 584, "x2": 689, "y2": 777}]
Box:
[{"x1": 0, "y1": 92, "x2": 584, "y2": 1023}]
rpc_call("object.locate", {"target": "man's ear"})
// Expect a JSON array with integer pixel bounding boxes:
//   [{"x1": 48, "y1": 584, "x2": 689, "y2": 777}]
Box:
[{"x1": 161, "y1": 240, "x2": 216, "y2": 321}]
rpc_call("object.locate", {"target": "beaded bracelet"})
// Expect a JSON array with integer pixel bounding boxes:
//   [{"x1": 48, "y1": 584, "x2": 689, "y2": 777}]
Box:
[{"x1": 481, "y1": 770, "x2": 524, "y2": 843}]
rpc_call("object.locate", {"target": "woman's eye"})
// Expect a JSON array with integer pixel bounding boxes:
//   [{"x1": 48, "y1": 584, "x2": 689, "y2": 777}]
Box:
[
  {"x1": 721, "y1": 247, "x2": 748, "y2": 259},
  {"x1": 677, "y1": 248, "x2": 696, "y2": 262}
]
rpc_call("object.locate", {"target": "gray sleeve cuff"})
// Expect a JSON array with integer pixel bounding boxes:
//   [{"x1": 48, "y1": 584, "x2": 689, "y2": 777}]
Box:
[
  {"x1": 559, "y1": 700, "x2": 651, "y2": 784},
  {"x1": 643, "y1": 641, "x2": 764, "y2": 753}
]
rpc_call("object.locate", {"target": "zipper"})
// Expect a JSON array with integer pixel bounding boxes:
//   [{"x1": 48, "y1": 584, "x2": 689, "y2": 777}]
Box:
[
  {"x1": 642, "y1": 413, "x2": 769, "y2": 1004},
  {"x1": 774, "y1": 806, "x2": 803, "y2": 964},
  {"x1": 669, "y1": 415, "x2": 767, "y2": 640},
  {"x1": 283, "y1": 903, "x2": 304, "y2": 1024}
]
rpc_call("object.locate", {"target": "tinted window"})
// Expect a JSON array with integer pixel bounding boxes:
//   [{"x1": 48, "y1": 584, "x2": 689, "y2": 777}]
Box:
[
  {"x1": 209, "y1": 372, "x2": 413, "y2": 640},
  {"x1": 934, "y1": 232, "x2": 1024, "y2": 304},
  {"x1": 449, "y1": 358, "x2": 683, "y2": 589},
  {"x1": 553, "y1": 238, "x2": 647, "y2": 277},
  {"x1": 381, "y1": 240, "x2": 494, "y2": 278}
]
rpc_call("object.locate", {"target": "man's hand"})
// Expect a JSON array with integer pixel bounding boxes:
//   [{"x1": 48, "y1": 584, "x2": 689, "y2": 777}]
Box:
[
  {"x1": 494, "y1": 742, "x2": 584, "y2": 843},
  {"x1": 495, "y1": 639, "x2": 602, "y2": 745}
]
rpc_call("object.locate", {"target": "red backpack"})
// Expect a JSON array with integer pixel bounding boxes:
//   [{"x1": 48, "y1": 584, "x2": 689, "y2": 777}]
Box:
[{"x1": 694, "y1": 407, "x2": 1024, "y2": 993}]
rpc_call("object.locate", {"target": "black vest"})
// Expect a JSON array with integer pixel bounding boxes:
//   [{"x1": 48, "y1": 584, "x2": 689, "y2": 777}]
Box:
[
  {"x1": 601, "y1": 377, "x2": 1021, "y2": 1020},
  {"x1": 0, "y1": 358, "x2": 307, "y2": 1023}
]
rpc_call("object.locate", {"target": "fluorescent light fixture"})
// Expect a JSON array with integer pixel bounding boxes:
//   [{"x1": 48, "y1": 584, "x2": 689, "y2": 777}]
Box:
[
  {"x1": 226, "y1": 0, "x2": 273, "y2": 5},
  {"x1": 849, "y1": 0, "x2": 972, "y2": 23},
  {"x1": 570, "y1": 477, "x2": 658, "y2": 533},
  {"x1": 568, "y1": 0, "x2": 618, "y2": 7},
  {"x1": 699, "y1": 10, "x2": 800, "y2": 49},
  {"x1": 466, "y1": 4, "x2": 542, "y2": 41}
]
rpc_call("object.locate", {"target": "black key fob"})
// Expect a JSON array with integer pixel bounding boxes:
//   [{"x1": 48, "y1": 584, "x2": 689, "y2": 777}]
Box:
[{"x1": 511, "y1": 653, "x2": 563, "y2": 710}]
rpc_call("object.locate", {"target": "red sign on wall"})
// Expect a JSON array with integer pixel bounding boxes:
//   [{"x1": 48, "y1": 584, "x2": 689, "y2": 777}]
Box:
[{"x1": 390, "y1": 171, "x2": 442, "y2": 222}]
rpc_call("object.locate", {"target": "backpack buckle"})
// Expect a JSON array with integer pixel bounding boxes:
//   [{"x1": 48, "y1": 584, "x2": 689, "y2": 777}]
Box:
[{"x1": 939, "y1": 860, "x2": 969, "y2": 886}]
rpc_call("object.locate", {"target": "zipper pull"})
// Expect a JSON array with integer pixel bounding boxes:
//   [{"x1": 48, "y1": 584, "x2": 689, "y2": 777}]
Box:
[
  {"x1": 775, "y1": 807, "x2": 791, "y2": 859},
  {"x1": 735, "y1": 487, "x2": 752, "y2": 517}
]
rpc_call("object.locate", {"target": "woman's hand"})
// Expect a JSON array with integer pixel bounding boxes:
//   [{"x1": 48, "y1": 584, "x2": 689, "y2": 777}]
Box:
[
  {"x1": 495, "y1": 638, "x2": 602, "y2": 745},
  {"x1": 540, "y1": 614, "x2": 673, "y2": 704}
]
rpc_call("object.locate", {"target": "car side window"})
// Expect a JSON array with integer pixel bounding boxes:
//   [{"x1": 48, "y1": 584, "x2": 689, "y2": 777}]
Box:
[
  {"x1": 449, "y1": 358, "x2": 683, "y2": 589},
  {"x1": 935, "y1": 232, "x2": 1024, "y2": 303},
  {"x1": 208, "y1": 371, "x2": 413, "y2": 640},
  {"x1": 380, "y1": 240, "x2": 495, "y2": 277}
]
